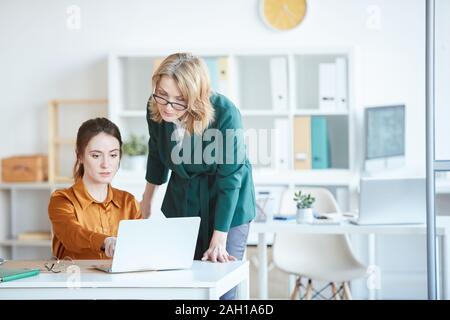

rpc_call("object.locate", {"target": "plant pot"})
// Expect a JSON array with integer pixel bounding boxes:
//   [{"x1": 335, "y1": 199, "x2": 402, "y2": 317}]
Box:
[
  {"x1": 123, "y1": 155, "x2": 147, "y2": 171},
  {"x1": 296, "y1": 208, "x2": 314, "y2": 224}
]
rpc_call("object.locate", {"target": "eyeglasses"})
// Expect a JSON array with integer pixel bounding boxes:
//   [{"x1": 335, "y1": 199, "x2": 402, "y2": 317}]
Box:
[
  {"x1": 44, "y1": 256, "x2": 74, "y2": 273},
  {"x1": 152, "y1": 94, "x2": 188, "y2": 111}
]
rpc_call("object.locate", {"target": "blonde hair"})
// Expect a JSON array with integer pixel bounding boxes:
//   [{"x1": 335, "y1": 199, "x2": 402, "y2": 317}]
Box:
[{"x1": 148, "y1": 52, "x2": 215, "y2": 135}]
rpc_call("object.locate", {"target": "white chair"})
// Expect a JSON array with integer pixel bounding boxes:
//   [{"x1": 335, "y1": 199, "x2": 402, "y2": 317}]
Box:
[{"x1": 273, "y1": 187, "x2": 367, "y2": 300}]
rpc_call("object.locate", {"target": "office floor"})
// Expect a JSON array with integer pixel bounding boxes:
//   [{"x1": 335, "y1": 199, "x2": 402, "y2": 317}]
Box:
[
  {"x1": 247, "y1": 245, "x2": 345, "y2": 300},
  {"x1": 247, "y1": 245, "x2": 290, "y2": 299}
]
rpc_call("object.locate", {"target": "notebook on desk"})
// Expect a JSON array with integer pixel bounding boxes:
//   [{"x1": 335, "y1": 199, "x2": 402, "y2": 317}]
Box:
[
  {"x1": 94, "y1": 217, "x2": 200, "y2": 273},
  {"x1": 273, "y1": 214, "x2": 296, "y2": 221},
  {"x1": 350, "y1": 177, "x2": 426, "y2": 225},
  {"x1": 312, "y1": 213, "x2": 344, "y2": 225},
  {"x1": 273, "y1": 213, "x2": 343, "y2": 224}
]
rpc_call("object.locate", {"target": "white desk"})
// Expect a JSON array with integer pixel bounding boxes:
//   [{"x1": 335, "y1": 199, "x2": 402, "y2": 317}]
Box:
[
  {"x1": 249, "y1": 216, "x2": 450, "y2": 300},
  {"x1": 0, "y1": 260, "x2": 249, "y2": 300}
]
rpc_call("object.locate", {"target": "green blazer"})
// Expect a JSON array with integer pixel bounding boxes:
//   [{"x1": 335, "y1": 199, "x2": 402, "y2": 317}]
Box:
[{"x1": 145, "y1": 93, "x2": 256, "y2": 258}]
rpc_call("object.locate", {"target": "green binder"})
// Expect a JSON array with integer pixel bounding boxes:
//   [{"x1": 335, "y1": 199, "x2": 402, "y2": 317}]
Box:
[
  {"x1": 311, "y1": 116, "x2": 330, "y2": 169},
  {"x1": 0, "y1": 268, "x2": 40, "y2": 282}
]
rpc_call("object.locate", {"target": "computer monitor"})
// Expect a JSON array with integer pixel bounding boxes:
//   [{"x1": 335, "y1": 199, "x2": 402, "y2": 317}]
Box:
[{"x1": 364, "y1": 105, "x2": 405, "y2": 172}]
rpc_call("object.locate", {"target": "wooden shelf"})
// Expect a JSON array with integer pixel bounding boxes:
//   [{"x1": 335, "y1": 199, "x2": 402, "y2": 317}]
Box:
[
  {"x1": 53, "y1": 138, "x2": 76, "y2": 145},
  {"x1": 0, "y1": 182, "x2": 70, "y2": 190},
  {"x1": 0, "y1": 239, "x2": 51, "y2": 247},
  {"x1": 48, "y1": 99, "x2": 108, "y2": 183},
  {"x1": 49, "y1": 99, "x2": 107, "y2": 105}
]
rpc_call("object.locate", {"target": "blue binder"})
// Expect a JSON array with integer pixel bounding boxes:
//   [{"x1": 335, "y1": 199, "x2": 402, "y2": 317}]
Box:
[
  {"x1": 311, "y1": 116, "x2": 330, "y2": 169},
  {"x1": 204, "y1": 57, "x2": 219, "y2": 93}
]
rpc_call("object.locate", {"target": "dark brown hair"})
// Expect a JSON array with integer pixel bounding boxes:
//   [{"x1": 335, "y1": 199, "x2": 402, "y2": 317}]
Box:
[{"x1": 73, "y1": 117, "x2": 122, "y2": 180}]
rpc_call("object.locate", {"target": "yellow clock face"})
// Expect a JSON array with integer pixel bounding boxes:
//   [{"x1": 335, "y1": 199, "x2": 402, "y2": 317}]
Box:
[{"x1": 261, "y1": 0, "x2": 307, "y2": 31}]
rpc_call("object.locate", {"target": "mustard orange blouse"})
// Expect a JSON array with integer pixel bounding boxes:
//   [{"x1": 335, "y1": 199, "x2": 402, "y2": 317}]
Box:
[{"x1": 48, "y1": 179, "x2": 142, "y2": 259}]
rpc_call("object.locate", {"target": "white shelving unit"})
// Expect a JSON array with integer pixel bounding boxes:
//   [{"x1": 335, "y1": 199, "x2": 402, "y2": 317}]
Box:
[
  {"x1": 0, "y1": 48, "x2": 359, "y2": 260},
  {"x1": 0, "y1": 177, "x2": 167, "y2": 260},
  {"x1": 0, "y1": 98, "x2": 107, "y2": 260},
  {"x1": 0, "y1": 182, "x2": 69, "y2": 260},
  {"x1": 108, "y1": 47, "x2": 358, "y2": 212},
  {"x1": 0, "y1": 239, "x2": 52, "y2": 247}
]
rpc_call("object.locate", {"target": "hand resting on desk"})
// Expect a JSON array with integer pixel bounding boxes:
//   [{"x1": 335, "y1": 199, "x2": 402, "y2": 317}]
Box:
[{"x1": 201, "y1": 230, "x2": 237, "y2": 263}]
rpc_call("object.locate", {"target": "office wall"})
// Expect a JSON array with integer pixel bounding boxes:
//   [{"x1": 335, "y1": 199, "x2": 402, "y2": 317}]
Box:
[
  {"x1": 0, "y1": 0, "x2": 428, "y2": 297},
  {"x1": 0, "y1": 0, "x2": 426, "y2": 173}
]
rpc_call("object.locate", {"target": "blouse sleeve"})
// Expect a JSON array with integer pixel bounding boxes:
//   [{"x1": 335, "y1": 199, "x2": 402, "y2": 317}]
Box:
[
  {"x1": 48, "y1": 191, "x2": 108, "y2": 253},
  {"x1": 213, "y1": 104, "x2": 246, "y2": 232}
]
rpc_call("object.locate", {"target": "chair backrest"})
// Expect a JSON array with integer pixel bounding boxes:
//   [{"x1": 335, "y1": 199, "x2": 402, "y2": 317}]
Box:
[{"x1": 273, "y1": 187, "x2": 363, "y2": 282}]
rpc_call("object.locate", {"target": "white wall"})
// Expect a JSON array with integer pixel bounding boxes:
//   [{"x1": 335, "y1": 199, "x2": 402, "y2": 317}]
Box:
[{"x1": 0, "y1": 0, "x2": 426, "y2": 174}]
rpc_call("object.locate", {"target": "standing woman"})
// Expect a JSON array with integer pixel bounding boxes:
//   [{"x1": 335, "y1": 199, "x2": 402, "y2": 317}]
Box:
[{"x1": 140, "y1": 53, "x2": 255, "y2": 298}]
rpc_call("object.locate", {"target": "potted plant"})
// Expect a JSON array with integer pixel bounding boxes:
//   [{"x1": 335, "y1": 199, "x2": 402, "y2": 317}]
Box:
[
  {"x1": 293, "y1": 190, "x2": 315, "y2": 224},
  {"x1": 122, "y1": 135, "x2": 148, "y2": 171}
]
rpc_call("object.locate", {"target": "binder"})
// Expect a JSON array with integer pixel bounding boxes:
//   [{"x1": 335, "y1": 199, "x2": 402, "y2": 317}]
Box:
[
  {"x1": 327, "y1": 116, "x2": 348, "y2": 168},
  {"x1": 0, "y1": 268, "x2": 40, "y2": 282},
  {"x1": 204, "y1": 57, "x2": 219, "y2": 93},
  {"x1": 274, "y1": 118, "x2": 289, "y2": 170},
  {"x1": 293, "y1": 116, "x2": 312, "y2": 170},
  {"x1": 311, "y1": 116, "x2": 330, "y2": 169},
  {"x1": 204, "y1": 57, "x2": 229, "y2": 95},
  {"x1": 318, "y1": 62, "x2": 337, "y2": 111},
  {"x1": 335, "y1": 57, "x2": 347, "y2": 111},
  {"x1": 270, "y1": 57, "x2": 288, "y2": 111}
]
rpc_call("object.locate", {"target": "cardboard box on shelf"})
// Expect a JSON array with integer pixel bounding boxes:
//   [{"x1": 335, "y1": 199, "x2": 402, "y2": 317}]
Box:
[{"x1": 1, "y1": 155, "x2": 48, "y2": 182}]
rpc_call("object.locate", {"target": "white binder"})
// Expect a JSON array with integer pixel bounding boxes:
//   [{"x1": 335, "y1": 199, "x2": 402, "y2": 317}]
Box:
[
  {"x1": 270, "y1": 57, "x2": 288, "y2": 111},
  {"x1": 274, "y1": 118, "x2": 289, "y2": 170},
  {"x1": 318, "y1": 62, "x2": 337, "y2": 111},
  {"x1": 335, "y1": 57, "x2": 347, "y2": 111}
]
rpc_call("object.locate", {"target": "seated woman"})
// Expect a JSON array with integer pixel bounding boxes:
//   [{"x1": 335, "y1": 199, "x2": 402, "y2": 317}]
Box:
[{"x1": 48, "y1": 117, "x2": 142, "y2": 259}]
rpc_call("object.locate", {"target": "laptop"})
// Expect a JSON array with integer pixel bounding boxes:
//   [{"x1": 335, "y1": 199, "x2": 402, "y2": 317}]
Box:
[
  {"x1": 351, "y1": 177, "x2": 426, "y2": 225},
  {"x1": 94, "y1": 217, "x2": 200, "y2": 273}
]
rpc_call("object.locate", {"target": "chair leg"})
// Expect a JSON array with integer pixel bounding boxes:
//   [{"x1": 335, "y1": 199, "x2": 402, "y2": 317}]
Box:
[
  {"x1": 343, "y1": 282, "x2": 353, "y2": 300},
  {"x1": 331, "y1": 282, "x2": 341, "y2": 300},
  {"x1": 305, "y1": 279, "x2": 313, "y2": 300},
  {"x1": 290, "y1": 276, "x2": 301, "y2": 300}
]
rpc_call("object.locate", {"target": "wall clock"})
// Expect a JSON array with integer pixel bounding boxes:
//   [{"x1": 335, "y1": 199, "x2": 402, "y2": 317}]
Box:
[{"x1": 260, "y1": 0, "x2": 307, "y2": 31}]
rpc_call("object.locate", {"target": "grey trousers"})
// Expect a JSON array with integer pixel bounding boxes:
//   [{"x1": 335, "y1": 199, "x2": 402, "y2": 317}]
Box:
[{"x1": 220, "y1": 223, "x2": 250, "y2": 300}]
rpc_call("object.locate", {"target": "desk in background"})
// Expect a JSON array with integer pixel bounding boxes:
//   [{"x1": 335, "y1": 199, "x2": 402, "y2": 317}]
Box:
[
  {"x1": 249, "y1": 216, "x2": 450, "y2": 300},
  {"x1": 0, "y1": 260, "x2": 249, "y2": 300}
]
